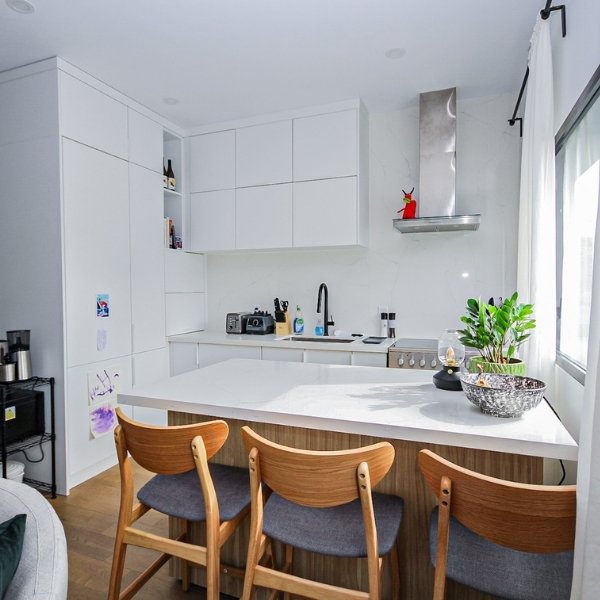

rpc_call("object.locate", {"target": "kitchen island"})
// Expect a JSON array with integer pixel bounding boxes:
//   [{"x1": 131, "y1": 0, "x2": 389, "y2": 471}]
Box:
[{"x1": 118, "y1": 359, "x2": 577, "y2": 599}]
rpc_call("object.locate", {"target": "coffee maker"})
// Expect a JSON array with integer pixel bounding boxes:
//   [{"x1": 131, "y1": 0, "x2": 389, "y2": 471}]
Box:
[{"x1": 6, "y1": 330, "x2": 32, "y2": 381}]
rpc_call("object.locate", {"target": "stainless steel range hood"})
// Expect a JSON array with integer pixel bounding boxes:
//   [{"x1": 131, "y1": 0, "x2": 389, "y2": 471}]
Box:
[{"x1": 393, "y1": 87, "x2": 480, "y2": 233}]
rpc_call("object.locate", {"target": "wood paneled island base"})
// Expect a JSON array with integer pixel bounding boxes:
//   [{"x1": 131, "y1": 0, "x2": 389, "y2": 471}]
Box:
[{"x1": 169, "y1": 412, "x2": 542, "y2": 600}]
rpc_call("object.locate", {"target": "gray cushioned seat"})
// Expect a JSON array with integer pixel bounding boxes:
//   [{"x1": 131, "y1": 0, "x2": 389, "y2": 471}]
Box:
[
  {"x1": 263, "y1": 491, "x2": 403, "y2": 558},
  {"x1": 0, "y1": 477, "x2": 68, "y2": 600},
  {"x1": 429, "y1": 507, "x2": 573, "y2": 600},
  {"x1": 137, "y1": 463, "x2": 250, "y2": 522}
]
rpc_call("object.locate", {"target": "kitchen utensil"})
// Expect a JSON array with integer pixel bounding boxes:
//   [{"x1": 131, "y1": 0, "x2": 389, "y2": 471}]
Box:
[
  {"x1": 7, "y1": 329, "x2": 30, "y2": 352},
  {"x1": 460, "y1": 373, "x2": 545, "y2": 417},
  {"x1": 14, "y1": 350, "x2": 32, "y2": 380},
  {"x1": 0, "y1": 340, "x2": 8, "y2": 363},
  {"x1": 0, "y1": 362, "x2": 16, "y2": 382},
  {"x1": 226, "y1": 312, "x2": 252, "y2": 334}
]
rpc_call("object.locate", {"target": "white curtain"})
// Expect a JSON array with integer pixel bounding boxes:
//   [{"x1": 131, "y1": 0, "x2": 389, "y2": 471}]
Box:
[
  {"x1": 516, "y1": 15, "x2": 556, "y2": 389},
  {"x1": 569, "y1": 105, "x2": 600, "y2": 597}
]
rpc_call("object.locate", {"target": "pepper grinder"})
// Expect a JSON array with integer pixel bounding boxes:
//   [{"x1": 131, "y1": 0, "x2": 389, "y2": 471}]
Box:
[
  {"x1": 388, "y1": 313, "x2": 396, "y2": 338},
  {"x1": 379, "y1": 312, "x2": 388, "y2": 337}
]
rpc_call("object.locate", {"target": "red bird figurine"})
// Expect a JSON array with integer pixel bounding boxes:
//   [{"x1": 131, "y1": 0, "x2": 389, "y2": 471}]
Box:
[{"x1": 398, "y1": 188, "x2": 417, "y2": 219}]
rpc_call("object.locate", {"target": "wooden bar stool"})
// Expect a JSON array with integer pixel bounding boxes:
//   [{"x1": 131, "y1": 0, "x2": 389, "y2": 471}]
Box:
[
  {"x1": 418, "y1": 449, "x2": 576, "y2": 600},
  {"x1": 107, "y1": 408, "x2": 251, "y2": 600},
  {"x1": 240, "y1": 426, "x2": 403, "y2": 600}
]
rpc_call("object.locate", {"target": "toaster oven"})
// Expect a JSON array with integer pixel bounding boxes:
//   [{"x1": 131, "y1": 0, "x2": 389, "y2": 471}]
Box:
[{"x1": 226, "y1": 312, "x2": 252, "y2": 334}]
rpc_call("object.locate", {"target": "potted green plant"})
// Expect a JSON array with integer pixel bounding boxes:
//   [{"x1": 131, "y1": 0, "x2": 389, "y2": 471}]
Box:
[{"x1": 457, "y1": 292, "x2": 536, "y2": 376}]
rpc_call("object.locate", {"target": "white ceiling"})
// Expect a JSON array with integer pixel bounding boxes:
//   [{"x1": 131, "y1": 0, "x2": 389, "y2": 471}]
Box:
[{"x1": 0, "y1": 0, "x2": 544, "y2": 129}]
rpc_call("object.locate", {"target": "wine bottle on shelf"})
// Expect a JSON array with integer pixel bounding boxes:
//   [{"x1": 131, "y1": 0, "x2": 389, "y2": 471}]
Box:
[
  {"x1": 163, "y1": 161, "x2": 168, "y2": 189},
  {"x1": 166, "y1": 159, "x2": 176, "y2": 191}
]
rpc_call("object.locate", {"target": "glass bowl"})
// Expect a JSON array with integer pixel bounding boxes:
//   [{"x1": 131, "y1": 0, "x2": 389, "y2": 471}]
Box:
[{"x1": 460, "y1": 373, "x2": 546, "y2": 418}]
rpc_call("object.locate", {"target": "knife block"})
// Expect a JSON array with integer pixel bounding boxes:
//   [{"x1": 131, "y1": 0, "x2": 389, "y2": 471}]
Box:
[{"x1": 275, "y1": 312, "x2": 292, "y2": 336}]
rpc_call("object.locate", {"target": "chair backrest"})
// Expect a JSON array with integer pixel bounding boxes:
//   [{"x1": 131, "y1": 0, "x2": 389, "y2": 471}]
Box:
[
  {"x1": 116, "y1": 408, "x2": 229, "y2": 475},
  {"x1": 418, "y1": 449, "x2": 576, "y2": 553},
  {"x1": 241, "y1": 426, "x2": 395, "y2": 507}
]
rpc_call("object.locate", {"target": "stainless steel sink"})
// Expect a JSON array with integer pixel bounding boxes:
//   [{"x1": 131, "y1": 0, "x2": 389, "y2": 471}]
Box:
[{"x1": 283, "y1": 336, "x2": 356, "y2": 343}]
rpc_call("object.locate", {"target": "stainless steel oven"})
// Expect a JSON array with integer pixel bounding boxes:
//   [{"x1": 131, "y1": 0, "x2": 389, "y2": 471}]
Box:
[{"x1": 388, "y1": 338, "x2": 477, "y2": 370}]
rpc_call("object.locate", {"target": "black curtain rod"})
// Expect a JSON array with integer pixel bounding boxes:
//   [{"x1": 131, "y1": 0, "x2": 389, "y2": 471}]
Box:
[{"x1": 508, "y1": 0, "x2": 566, "y2": 137}]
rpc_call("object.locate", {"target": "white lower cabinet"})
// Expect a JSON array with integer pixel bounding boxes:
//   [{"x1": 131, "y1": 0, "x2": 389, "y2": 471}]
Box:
[
  {"x1": 170, "y1": 342, "x2": 388, "y2": 374},
  {"x1": 262, "y1": 347, "x2": 304, "y2": 362},
  {"x1": 66, "y1": 355, "x2": 132, "y2": 490},
  {"x1": 303, "y1": 349, "x2": 352, "y2": 365},
  {"x1": 197, "y1": 344, "x2": 261, "y2": 368},
  {"x1": 170, "y1": 342, "x2": 199, "y2": 376},
  {"x1": 351, "y1": 352, "x2": 387, "y2": 367},
  {"x1": 189, "y1": 190, "x2": 235, "y2": 252},
  {"x1": 130, "y1": 347, "x2": 169, "y2": 425}
]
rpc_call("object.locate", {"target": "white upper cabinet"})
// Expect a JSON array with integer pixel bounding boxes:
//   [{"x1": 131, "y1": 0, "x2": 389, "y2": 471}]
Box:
[
  {"x1": 236, "y1": 121, "x2": 292, "y2": 187},
  {"x1": 128, "y1": 109, "x2": 163, "y2": 173},
  {"x1": 293, "y1": 177, "x2": 358, "y2": 247},
  {"x1": 189, "y1": 189, "x2": 235, "y2": 252},
  {"x1": 189, "y1": 130, "x2": 235, "y2": 192},
  {"x1": 62, "y1": 139, "x2": 132, "y2": 367},
  {"x1": 130, "y1": 163, "x2": 166, "y2": 353},
  {"x1": 293, "y1": 109, "x2": 358, "y2": 181},
  {"x1": 186, "y1": 101, "x2": 368, "y2": 251},
  {"x1": 59, "y1": 72, "x2": 128, "y2": 159},
  {"x1": 236, "y1": 184, "x2": 293, "y2": 249}
]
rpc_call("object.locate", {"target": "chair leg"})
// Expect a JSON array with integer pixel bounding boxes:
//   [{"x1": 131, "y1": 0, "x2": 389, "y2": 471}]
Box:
[
  {"x1": 180, "y1": 520, "x2": 190, "y2": 592},
  {"x1": 107, "y1": 537, "x2": 128, "y2": 600},
  {"x1": 241, "y1": 533, "x2": 267, "y2": 600}
]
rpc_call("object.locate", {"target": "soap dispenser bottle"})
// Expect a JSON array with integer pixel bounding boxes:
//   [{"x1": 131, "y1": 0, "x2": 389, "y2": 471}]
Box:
[
  {"x1": 293, "y1": 306, "x2": 304, "y2": 334},
  {"x1": 315, "y1": 316, "x2": 324, "y2": 336}
]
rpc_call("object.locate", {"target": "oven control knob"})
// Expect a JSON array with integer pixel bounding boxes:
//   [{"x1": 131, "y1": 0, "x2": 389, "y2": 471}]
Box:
[
  {"x1": 419, "y1": 358, "x2": 426, "y2": 368},
  {"x1": 408, "y1": 358, "x2": 415, "y2": 367},
  {"x1": 397, "y1": 357, "x2": 404, "y2": 367},
  {"x1": 430, "y1": 359, "x2": 437, "y2": 368}
]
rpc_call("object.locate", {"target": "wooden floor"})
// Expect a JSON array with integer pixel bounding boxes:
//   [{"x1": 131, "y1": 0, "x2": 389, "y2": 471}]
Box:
[{"x1": 49, "y1": 464, "x2": 236, "y2": 600}]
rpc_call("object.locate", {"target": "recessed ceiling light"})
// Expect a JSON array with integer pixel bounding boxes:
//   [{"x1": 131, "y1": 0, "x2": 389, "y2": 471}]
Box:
[
  {"x1": 163, "y1": 97, "x2": 179, "y2": 105},
  {"x1": 385, "y1": 47, "x2": 406, "y2": 60},
  {"x1": 6, "y1": 0, "x2": 35, "y2": 14}
]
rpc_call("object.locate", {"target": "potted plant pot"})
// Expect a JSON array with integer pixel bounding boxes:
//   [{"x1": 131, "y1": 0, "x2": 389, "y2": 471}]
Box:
[{"x1": 467, "y1": 355, "x2": 526, "y2": 377}]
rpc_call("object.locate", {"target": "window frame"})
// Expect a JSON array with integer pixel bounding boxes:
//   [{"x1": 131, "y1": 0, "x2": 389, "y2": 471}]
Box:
[{"x1": 555, "y1": 64, "x2": 600, "y2": 386}]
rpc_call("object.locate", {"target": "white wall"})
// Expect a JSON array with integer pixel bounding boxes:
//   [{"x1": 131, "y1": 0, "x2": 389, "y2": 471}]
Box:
[{"x1": 206, "y1": 93, "x2": 522, "y2": 338}]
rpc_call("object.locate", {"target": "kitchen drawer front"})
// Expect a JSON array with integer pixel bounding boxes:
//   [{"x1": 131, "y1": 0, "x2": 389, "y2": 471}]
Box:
[
  {"x1": 303, "y1": 349, "x2": 352, "y2": 365},
  {"x1": 351, "y1": 352, "x2": 387, "y2": 368},
  {"x1": 197, "y1": 344, "x2": 261, "y2": 368}
]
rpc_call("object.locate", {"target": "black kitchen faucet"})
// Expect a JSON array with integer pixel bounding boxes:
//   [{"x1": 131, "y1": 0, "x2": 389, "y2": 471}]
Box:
[{"x1": 316, "y1": 282, "x2": 335, "y2": 336}]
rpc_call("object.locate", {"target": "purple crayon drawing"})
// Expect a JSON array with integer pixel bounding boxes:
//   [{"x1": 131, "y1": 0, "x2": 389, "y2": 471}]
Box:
[{"x1": 89, "y1": 404, "x2": 117, "y2": 438}]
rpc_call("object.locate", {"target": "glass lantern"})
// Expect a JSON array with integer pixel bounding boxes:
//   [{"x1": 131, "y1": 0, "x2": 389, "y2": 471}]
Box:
[{"x1": 433, "y1": 329, "x2": 466, "y2": 391}]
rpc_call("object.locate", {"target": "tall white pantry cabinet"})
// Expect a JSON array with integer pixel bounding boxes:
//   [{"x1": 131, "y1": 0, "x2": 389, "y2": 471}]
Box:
[{"x1": 0, "y1": 58, "x2": 205, "y2": 494}]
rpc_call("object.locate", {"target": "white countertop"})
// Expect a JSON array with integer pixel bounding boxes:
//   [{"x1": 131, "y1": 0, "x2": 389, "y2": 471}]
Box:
[
  {"x1": 168, "y1": 330, "x2": 395, "y2": 353},
  {"x1": 119, "y1": 358, "x2": 577, "y2": 461}
]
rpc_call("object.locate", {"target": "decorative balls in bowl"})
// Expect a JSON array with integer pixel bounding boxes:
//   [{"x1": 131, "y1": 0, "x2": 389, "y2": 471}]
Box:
[{"x1": 460, "y1": 373, "x2": 546, "y2": 418}]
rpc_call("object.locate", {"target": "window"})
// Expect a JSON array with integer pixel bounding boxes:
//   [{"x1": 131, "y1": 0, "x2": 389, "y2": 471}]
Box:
[{"x1": 556, "y1": 68, "x2": 600, "y2": 384}]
